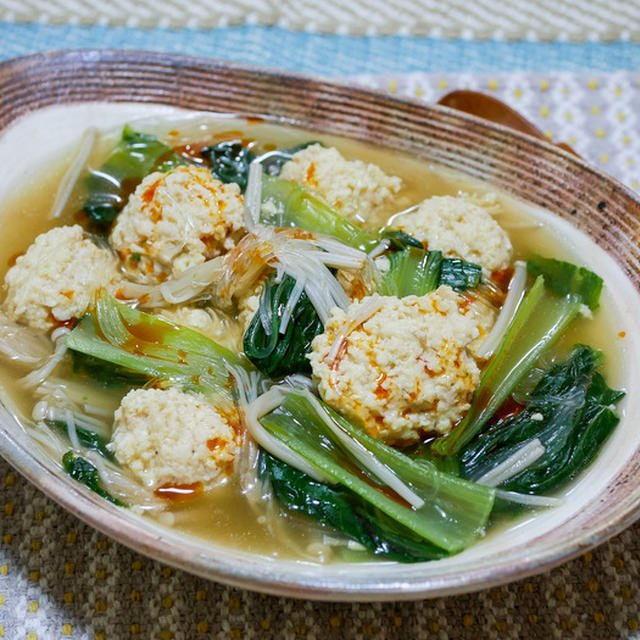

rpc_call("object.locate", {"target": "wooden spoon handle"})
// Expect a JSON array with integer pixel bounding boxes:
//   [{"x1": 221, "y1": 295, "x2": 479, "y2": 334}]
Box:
[{"x1": 437, "y1": 90, "x2": 580, "y2": 158}]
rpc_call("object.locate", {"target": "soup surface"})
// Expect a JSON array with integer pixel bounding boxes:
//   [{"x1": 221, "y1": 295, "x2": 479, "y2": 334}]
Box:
[{"x1": 0, "y1": 110, "x2": 627, "y2": 563}]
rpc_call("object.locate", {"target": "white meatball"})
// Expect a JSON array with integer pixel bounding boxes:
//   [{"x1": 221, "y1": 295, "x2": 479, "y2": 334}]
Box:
[
  {"x1": 309, "y1": 288, "x2": 486, "y2": 446},
  {"x1": 280, "y1": 144, "x2": 402, "y2": 224},
  {"x1": 395, "y1": 195, "x2": 513, "y2": 273},
  {"x1": 110, "y1": 165, "x2": 245, "y2": 284},
  {"x1": 109, "y1": 387, "x2": 239, "y2": 490},
  {"x1": 3, "y1": 225, "x2": 120, "y2": 331}
]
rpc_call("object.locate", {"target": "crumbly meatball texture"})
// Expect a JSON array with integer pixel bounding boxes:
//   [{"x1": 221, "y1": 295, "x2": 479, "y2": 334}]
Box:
[
  {"x1": 3, "y1": 225, "x2": 120, "y2": 331},
  {"x1": 110, "y1": 165, "x2": 245, "y2": 283},
  {"x1": 396, "y1": 195, "x2": 513, "y2": 272},
  {"x1": 309, "y1": 288, "x2": 484, "y2": 446},
  {"x1": 109, "y1": 387, "x2": 239, "y2": 489},
  {"x1": 280, "y1": 144, "x2": 402, "y2": 224}
]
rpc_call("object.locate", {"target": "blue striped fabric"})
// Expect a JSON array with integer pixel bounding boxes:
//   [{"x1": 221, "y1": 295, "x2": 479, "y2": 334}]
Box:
[{"x1": 0, "y1": 23, "x2": 638, "y2": 75}]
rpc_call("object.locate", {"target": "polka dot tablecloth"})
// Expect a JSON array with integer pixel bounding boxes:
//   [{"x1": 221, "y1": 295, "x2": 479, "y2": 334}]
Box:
[{"x1": 1, "y1": 70, "x2": 640, "y2": 639}]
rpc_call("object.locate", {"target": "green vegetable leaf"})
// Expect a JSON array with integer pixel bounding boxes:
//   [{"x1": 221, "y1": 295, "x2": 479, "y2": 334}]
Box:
[
  {"x1": 378, "y1": 228, "x2": 424, "y2": 250},
  {"x1": 377, "y1": 247, "x2": 481, "y2": 296},
  {"x1": 263, "y1": 451, "x2": 446, "y2": 562},
  {"x1": 201, "y1": 141, "x2": 255, "y2": 191},
  {"x1": 82, "y1": 126, "x2": 187, "y2": 226},
  {"x1": 260, "y1": 175, "x2": 378, "y2": 252},
  {"x1": 48, "y1": 420, "x2": 114, "y2": 460},
  {"x1": 65, "y1": 292, "x2": 248, "y2": 399},
  {"x1": 459, "y1": 345, "x2": 624, "y2": 494},
  {"x1": 527, "y1": 256, "x2": 603, "y2": 311},
  {"x1": 62, "y1": 451, "x2": 125, "y2": 506},
  {"x1": 243, "y1": 274, "x2": 323, "y2": 378},
  {"x1": 71, "y1": 350, "x2": 149, "y2": 389},
  {"x1": 260, "y1": 390, "x2": 494, "y2": 553}
]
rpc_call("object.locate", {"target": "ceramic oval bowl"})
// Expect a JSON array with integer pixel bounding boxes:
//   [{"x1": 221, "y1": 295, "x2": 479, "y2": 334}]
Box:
[{"x1": 1, "y1": 50, "x2": 640, "y2": 601}]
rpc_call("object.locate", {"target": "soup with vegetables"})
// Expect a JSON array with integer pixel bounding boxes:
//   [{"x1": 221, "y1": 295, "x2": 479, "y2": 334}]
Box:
[{"x1": 0, "y1": 113, "x2": 625, "y2": 563}]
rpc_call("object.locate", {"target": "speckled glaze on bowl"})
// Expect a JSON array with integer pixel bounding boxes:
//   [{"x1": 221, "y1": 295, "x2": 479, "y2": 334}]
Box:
[{"x1": 1, "y1": 50, "x2": 640, "y2": 601}]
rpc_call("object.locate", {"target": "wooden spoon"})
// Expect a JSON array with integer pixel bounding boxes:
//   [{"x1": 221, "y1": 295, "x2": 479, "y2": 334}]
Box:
[{"x1": 437, "y1": 89, "x2": 579, "y2": 157}]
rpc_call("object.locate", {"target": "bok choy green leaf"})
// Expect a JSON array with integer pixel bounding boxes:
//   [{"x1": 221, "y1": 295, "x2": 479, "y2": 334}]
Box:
[
  {"x1": 201, "y1": 141, "x2": 255, "y2": 191},
  {"x1": 65, "y1": 292, "x2": 247, "y2": 398},
  {"x1": 48, "y1": 420, "x2": 114, "y2": 460},
  {"x1": 376, "y1": 247, "x2": 482, "y2": 296},
  {"x1": 434, "y1": 257, "x2": 604, "y2": 456},
  {"x1": 83, "y1": 126, "x2": 187, "y2": 226},
  {"x1": 260, "y1": 175, "x2": 378, "y2": 252},
  {"x1": 459, "y1": 345, "x2": 624, "y2": 494},
  {"x1": 259, "y1": 390, "x2": 495, "y2": 553},
  {"x1": 243, "y1": 274, "x2": 323, "y2": 378},
  {"x1": 262, "y1": 451, "x2": 446, "y2": 562},
  {"x1": 62, "y1": 452, "x2": 125, "y2": 506}
]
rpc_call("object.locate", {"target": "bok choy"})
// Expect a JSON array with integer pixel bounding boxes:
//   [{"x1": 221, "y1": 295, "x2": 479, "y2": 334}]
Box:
[
  {"x1": 65, "y1": 292, "x2": 247, "y2": 399},
  {"x1": 434, "y1": 257, "x2": 604, "y2": 456},
  {"x1": 260, "y1": 176, "x2": 378, "y2": 252},
  {"x1": 62, "y1": 452, "x2": 125, "y2": 506},
  {"x1": 459, "y1": 345, "x2": 624, "y2": 494},
  {"x1": 201, "y1": 141, "x2": 255, "y2": 192},
  {"x1": 262, "y1": 452, "x2": 446, "y2": 562},
  {"x1": 83, "y1": 126, "x2": 187, "y2": 226},
  {"x1": 259, "y1": 389, "x2": 495, "y2": 553},
  {"x1": 243, "y1": 274, "x2": 323, "y2": 378},
  {"x1": 377, "y1": 247, "x2": 482, "y2": 296}
]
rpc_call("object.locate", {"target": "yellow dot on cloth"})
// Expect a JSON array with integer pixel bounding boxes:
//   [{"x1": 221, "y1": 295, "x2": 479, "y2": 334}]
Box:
[
  {"x1": 600, "y1": 153, "x2": 610, "y2": 164},
  {"x1": 195, "y1": 589, "x2": 206, "y2": 601},
  {"x1": 4, "y1": 474, "x2": 15, "y2": 486},
  {"x1": 594, "y1": 612, "x2": 606, "y2": 624},
  {"x1": 618, "y1": 112, "x2": 627, "y2": 122},
  {"x1": 2, "y1": 535, "x2": 10, "y2": 545},
  {"x1": 62, "y1": 624, "x2": 72, "y2": 636},
  {"x1": 97, "y1": 539, "x2": 109, "y2": 551},
  {"x1": 0, "y1": 595, "x2": 5, "y2": 605},
  {"x1": 27, "y1": 634, "x2": 37, "y2": 640},
  {"x1": 626, "y1": 158, "x2": 635, "y2": 167},
  {"x1": 562, "y1": 86, "x2": 570, "y2": 96},
  {"x1": 588, "y1": 580, "x2": 599, "y2": 593},
  {"x1": 438, "y1": 78, "x2": 448, "y2": 90},
  {"x1": 565, "y1": 111, "x2": 573, "y2": 122},
  {"x1": 414, "y1": 87, "x2": 424, "y2": 98},
  {"x1": 621, "y1": 587, "x2": 632, "y2": 599},
  {"x1": 95, "y1": 599, "x2": 107, "y2": 612},
  {"x1": 28, "y1": 601, "x2": 39, "y2": 613},
  {"x1": 160, "y1": 631, "x2": 172, "y2": 640},
  {"x1": 33, "y1": 511, "x2": 44, "y2": 522},
  {"x1": 629, "y1": 618, "x2": 639, "y2": 631},
  {"x1": 228, "y1": 597, "x2": 240, "y2": 610},
  {"x1": 584, "y1": 551, "x2": 593, "y2": 562},
  {"x1": 528, "y1": 613, "x2": 538, "y2": 624},
  {"x1": 29, "y1": 571, "x2": 39, "y2": 582},
  {"x1": 388, "y1": 79, "x2": 398, "y2": 93},
  {"x1": 95, "y1": 569, "x2": 106, "y2": 580},
  {"x1": 131, "y1": 559, "x2": 142, "y2": 570},
  {"x1": 568, "y1": 135, "x2": 577, "y2": 145},
  {"x1": 463, "y1": 614, "x2": 474, "y2": 627},
  {"x1": 66, "y1": 532, "x2": 77, "y2": 544},
  {"x1": 394, "y1": 616, "x2": 403, "y2": 627},
  {"x1": 4, "y1": 503, "x2": 14, "y2": 517},
  {"x1": 197, "y1": 621, "x2": 209, "y2": 633},
  {"x1": 512, "y1": 87, "x2": 523, "y2": 98},
  {"x1": 495, "y1": 620, "x2": 508, "y2": 632},
  {"x1": 591, "y1": 105, "x2": 600, "y2": 115},
  {"x1": 615, "y1": 86, "x2": 623, "y2": 96},
  {"x1": 330, "y1": 616, "x2": 341, "y2": 628},
  {"x1": 0, "y1": 626, "x2": 4, "y2": 637},
  {"x1": 623, "y1": 135, "x2": 631, "y2": 145},
  {"x1": 614, "y1": 557, "x2": 625, "y2": 568},
  {"x1": 130, "y1": 590, "x2": 140, "y2": 603},
  {"x1": 161, "y1": 596, "x2": 173, "y2": 609},
  {"x1": 64, "y1": 592, "x2": 74, "y2": 604},
  {"x1": 488, "y1": 78, "x2": 499, "y2": 91},
  {"x1": 540, "y1": 106, "x2": 550, "y2": 117},
  {"x1": 588, "y1": 79, "x2": 598, "y2": 90},
  {"x1": 561, "y1": 619, "x2": 574, "y2": 631},
  {"x1": 64, "y1": 562, "x2": 75, "y2": 574},
  {"x1": 161, "y1": 567, "x2": 172, "y2": 578},
  {"x1": 632, "y1": 180, "x2": 639, "y2": 189},
  {"x1": 595, "y1": 128, "x2": 606, "y2": 138},
  {"x1": 428, "y1": 621, "x2": 440, "y2": 632},
  {"x1": 544, "y1": 131, "x2": 554, "y2": 140},
  {"x1": 0, "y1": 565, "x2": 8, "y2": 577},
  {"x1": 229, "y1": 629, "x2": 242, "y2": 640},
  {"x1": 130, "y1": 623, "x2": 140, "y2": 635},
  {"x1": 94, "y1": 633, "x2": 105, "y2": 640},
  {"x1": 361, "y1": 624, "x2": 372, "y2": 635},
  {"x1": 539, "y1": 78, "x2": 549, "y2": 91},
  {"x1": 261, "y1": 619, "x2": 271, "y2": 631},
  {"x1": 555, "y1": 588, "x2": 566, "y2": 601},
  {"x1": 31, "y1": 540, "x2": 41, "y2": 552}
]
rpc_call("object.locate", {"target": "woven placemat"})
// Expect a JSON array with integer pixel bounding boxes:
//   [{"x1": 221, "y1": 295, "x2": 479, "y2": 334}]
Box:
[
  {"x1": 0, "y1": 70, "x2": 639, "y2": 639},
  {"x1": 0, "y1": 0, "x2": 639, "y2": 41}
]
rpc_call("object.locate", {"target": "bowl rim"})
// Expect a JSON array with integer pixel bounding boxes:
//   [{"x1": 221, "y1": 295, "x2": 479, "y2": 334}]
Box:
[{"x1": 1, "y1": 49, "x2": 640, "y2": 601}]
